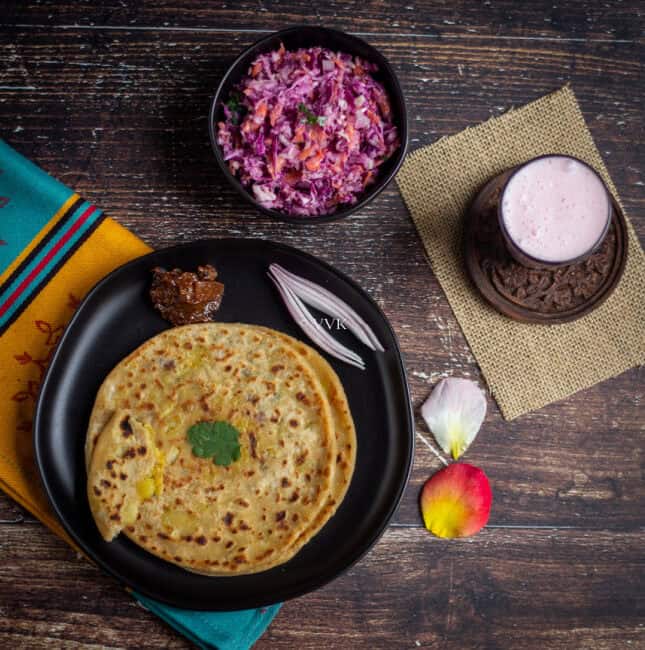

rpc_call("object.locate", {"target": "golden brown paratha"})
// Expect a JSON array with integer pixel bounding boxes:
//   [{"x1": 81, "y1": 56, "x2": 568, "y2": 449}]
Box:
[
  {"x1": 258, "y1": 329, "x2": 356, "y2": 539},
  {"x1": 86, "y1": 323, "x2": 340, "y2": 574},
  {"x1": 221, "y1": 328, "x2": 357, "y2": 573}
]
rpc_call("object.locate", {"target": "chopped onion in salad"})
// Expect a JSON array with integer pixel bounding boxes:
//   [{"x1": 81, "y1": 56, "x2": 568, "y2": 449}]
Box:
[{"x1": 217, "y1": 44, "x2": 400, "y2": 217}]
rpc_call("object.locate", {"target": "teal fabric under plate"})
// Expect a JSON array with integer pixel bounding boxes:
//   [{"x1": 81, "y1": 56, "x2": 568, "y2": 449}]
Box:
[{"x1": 135, "y1": 593, "x2": 281, "y2": 650}]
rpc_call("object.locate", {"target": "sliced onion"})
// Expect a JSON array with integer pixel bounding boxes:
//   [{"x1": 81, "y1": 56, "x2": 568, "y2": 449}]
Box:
[
  {"x1": 269, "y1": 263, "x2": 385, "y2": 352},
  {"x1": 268, "y1": 269, "x2": 365, "y2": 370}
]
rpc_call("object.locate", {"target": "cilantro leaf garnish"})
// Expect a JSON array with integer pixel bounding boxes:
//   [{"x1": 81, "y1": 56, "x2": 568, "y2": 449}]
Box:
[
  {"x1": 187, "y1": 421, "x2": 241, "y2": 467},
  {"x1": 225, "y1": 91, "x2": 246, "y2": 125},
  {"x1": 298, "y1": 102, "x2": 326, "y2": 126},
  {"x1": 226, "y1": 91, "x2": 242, "y2": 112}
]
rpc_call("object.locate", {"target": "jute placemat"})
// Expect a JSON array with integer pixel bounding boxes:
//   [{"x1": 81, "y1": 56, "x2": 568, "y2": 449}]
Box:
[{"x1": 396, "y1": 86, "x2": 645, "y2": 420}]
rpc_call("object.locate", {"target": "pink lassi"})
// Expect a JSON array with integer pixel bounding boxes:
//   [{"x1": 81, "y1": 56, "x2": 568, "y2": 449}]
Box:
[{"x1": 500, "y1": 155, "x2": 611, "y2": 264}]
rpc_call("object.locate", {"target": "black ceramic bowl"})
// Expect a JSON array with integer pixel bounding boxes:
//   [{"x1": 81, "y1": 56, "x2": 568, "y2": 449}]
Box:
[{"x1": 209, "y1": 26, "x2": 408, "y2": 224}]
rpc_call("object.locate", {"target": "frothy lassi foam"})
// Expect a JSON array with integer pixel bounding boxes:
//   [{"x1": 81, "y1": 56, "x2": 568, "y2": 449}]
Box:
[{"x1": 501, "y1": 156, "x2": 610, "y2": 263}]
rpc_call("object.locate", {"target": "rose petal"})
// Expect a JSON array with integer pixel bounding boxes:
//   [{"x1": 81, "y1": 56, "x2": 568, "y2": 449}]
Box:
[
  {"x1": 421, "y1": 377, "x2": 487, "y2": 459},
  {"x1": 420, "y1": 463, "x2": 492, "y2": 539}
]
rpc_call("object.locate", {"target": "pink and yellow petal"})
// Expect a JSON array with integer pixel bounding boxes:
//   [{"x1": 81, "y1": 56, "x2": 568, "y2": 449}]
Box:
[{"x1": 420, "y1": 463, "x2": 492, "y2": 538}]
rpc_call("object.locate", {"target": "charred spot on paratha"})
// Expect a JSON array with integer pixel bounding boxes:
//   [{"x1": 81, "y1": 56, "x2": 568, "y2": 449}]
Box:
[{"x1": 120, "y1": 416, "x2": 133, "y2": 437}]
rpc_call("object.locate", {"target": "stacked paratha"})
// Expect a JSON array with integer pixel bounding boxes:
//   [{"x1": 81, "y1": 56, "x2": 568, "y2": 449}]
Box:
[{"x1": 86, "y1": 323, "x2": 356, "y2": 575}]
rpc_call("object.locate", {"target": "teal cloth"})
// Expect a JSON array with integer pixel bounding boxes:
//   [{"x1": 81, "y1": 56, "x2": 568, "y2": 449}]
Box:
[
  {"x1": 0, "y1": 139, "x2": 281, "y2": 649},
  {"x1": 135, "y1": 593, "x2": 281, "y2": 650}
]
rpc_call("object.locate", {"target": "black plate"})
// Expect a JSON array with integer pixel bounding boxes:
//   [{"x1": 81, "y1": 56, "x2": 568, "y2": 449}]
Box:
[{"x1": 34, "y1": 238, "x2": 413, "y2": 610}]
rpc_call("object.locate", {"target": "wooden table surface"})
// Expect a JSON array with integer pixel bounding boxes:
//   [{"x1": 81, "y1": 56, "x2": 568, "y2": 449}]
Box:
[{"x1": 1, "y1": 2, "x2": 643, "y2": 648}]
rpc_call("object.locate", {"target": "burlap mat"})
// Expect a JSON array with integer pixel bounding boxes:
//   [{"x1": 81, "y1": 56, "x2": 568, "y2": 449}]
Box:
[{"x1": 396, "y1": 86, "x2": 645, "y2": 420}]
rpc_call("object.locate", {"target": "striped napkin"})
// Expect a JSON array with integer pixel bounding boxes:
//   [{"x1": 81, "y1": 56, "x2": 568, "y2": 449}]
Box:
[{"x1": 0, "y1": 139, "x2": 280, "y2": 649}]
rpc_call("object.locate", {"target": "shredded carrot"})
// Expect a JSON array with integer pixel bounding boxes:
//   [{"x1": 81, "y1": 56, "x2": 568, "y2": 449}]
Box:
[
  {"x1": 366, "y1": 109, "x2": 380, "y2": 125},
  {"x1": 298, "y1": 146, "x2": 315, "y2": 161},
  {"x1": 255, "y1": 100, "x2": 268, "y2": 120},
  {"x1": 345, "y1": 123, "x2": 358, "y2": 149},
  {"x1": 377, "y1": 95, "x2": 391, "y2": 119},
  {"x1": 270, "y1": 103, "x2": 283, "y2": 127},
  {"x1": 305, "y1": 152, "x2": 324, "y2": 171},
  {"x1": 293, "y1": 125, "x2": 305, "y2": 144},
  {"x1": 310, "y1": 126, "x2": 327, "y2": 145}
]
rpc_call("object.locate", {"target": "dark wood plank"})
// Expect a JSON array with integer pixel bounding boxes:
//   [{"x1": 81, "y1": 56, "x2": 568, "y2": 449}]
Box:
[
  {"x1": 4, "y1": 0, "x2": 644, "y2": 41},
  {"x1": 0, "y1": 3, "x2": 643, "y2": 649},
  {"x1": 0, "y1": 522, "x2": 643, "y2": 649},
  {"x1": 0, "y1": 521, "x2": 191, "y2": 648},
  {"x1": 260, "y1": 527, "x2": 645, "y2": 649},
  {"x1": 0, "y1": 495, "x2": 27, "y2": 523}
]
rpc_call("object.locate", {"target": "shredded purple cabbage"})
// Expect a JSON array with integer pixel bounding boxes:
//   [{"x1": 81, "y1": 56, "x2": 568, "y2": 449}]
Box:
[{"x1": 217, "y1": 44, "x2": 400, "y2": 217}]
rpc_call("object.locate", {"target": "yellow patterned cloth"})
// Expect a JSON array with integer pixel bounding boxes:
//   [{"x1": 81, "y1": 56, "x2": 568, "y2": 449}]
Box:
[{"x1": 0, "y1": 144, "x2": 149, "y2": 539}]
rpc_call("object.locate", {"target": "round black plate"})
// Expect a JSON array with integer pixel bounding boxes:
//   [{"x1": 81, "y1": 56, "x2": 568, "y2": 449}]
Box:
[{"x1": 34, "y1": 238, "x2": 414, "y2": 610}]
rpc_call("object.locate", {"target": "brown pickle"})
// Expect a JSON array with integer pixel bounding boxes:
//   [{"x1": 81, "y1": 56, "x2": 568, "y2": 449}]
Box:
[{"x1": 150, "y1": 265, "x2": 224, "y2": 326}]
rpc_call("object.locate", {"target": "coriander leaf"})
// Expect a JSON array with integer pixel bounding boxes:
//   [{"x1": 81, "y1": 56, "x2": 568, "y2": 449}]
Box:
[
  {"x1": 187, "y1": 421, "x2": 241, "y2": 467},
  {"x1": 225, "y1": 92, "x2": 246, "y2": 126},
  {"x1": 226, "y1": 91, "x2": 242, "y2": 112},
  {"x1": 298, "y1": 102, "x2": 323, "y2": 126}
]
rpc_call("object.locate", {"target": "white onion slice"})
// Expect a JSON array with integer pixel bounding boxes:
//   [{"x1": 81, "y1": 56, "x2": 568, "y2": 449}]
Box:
[
  {"x1": 269, "y1": 263, "x2": 385, "y2": 352},
  {"x1": 268, "y1": 269, "x2": 365, "y2": 370}
]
